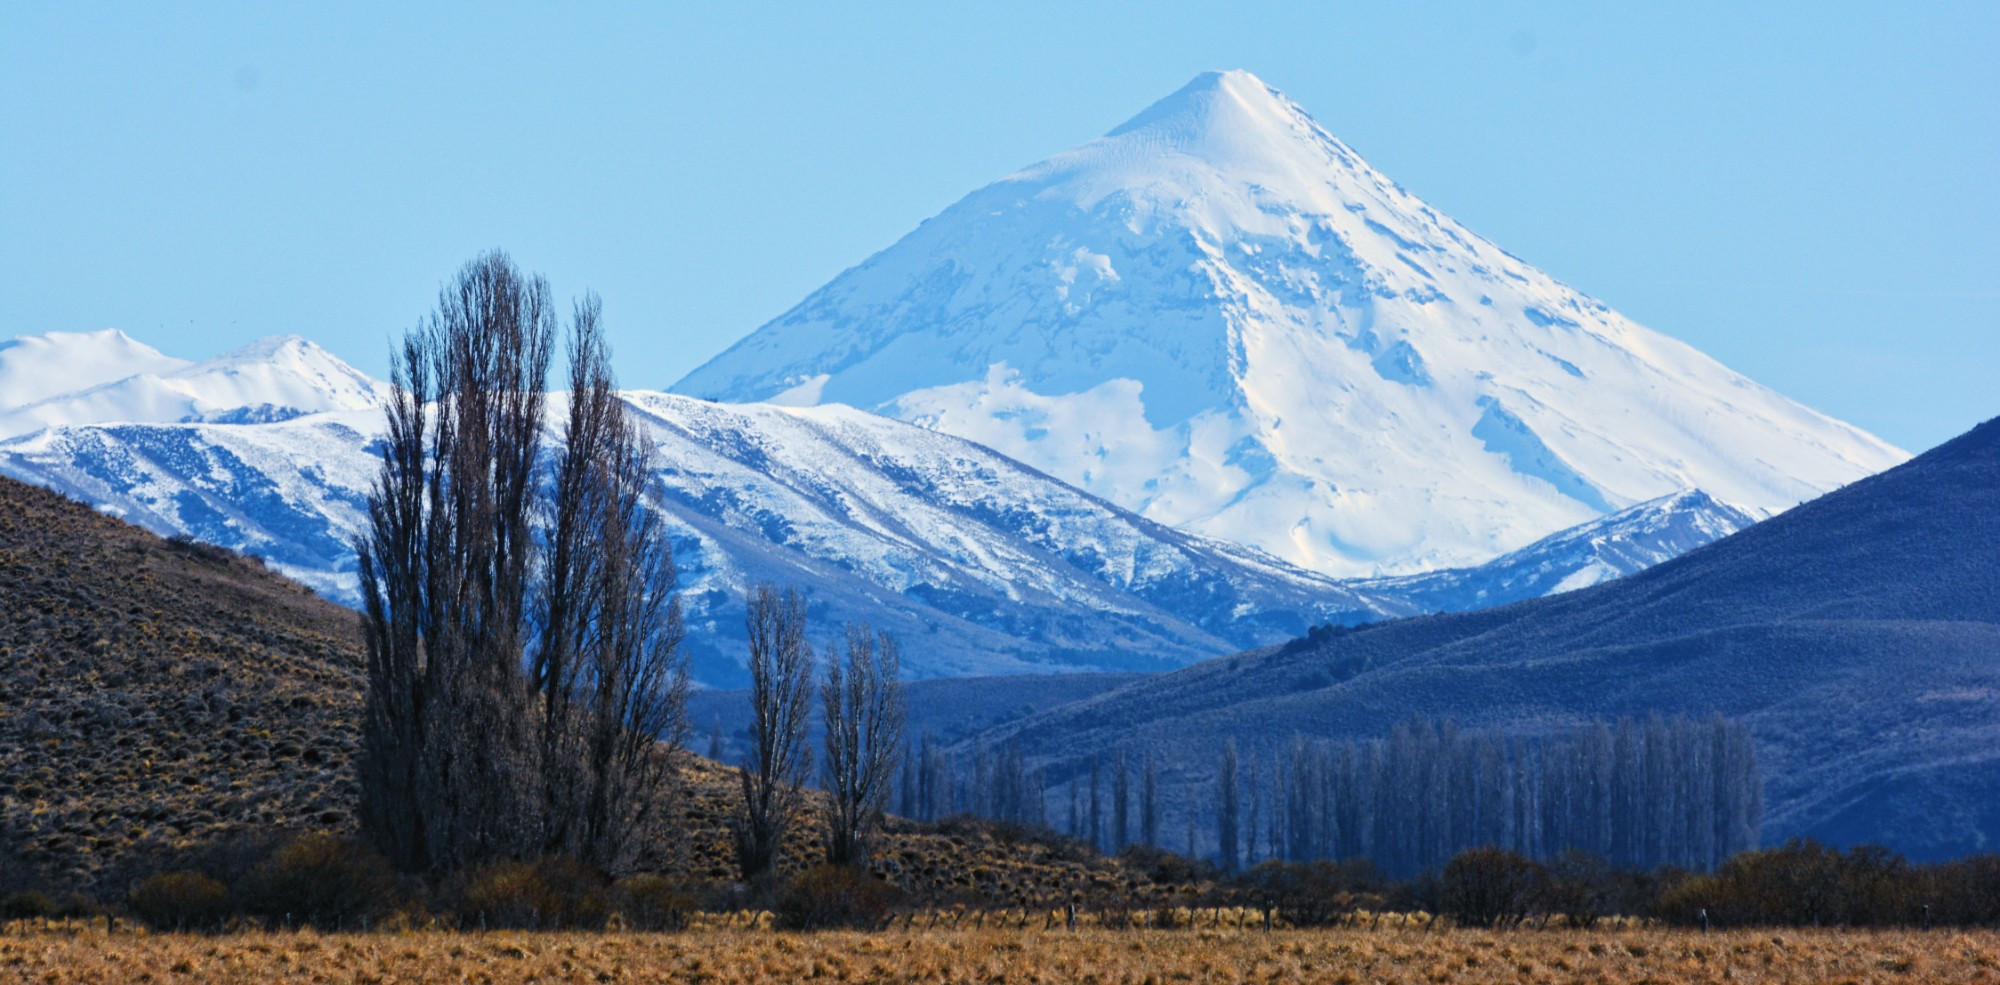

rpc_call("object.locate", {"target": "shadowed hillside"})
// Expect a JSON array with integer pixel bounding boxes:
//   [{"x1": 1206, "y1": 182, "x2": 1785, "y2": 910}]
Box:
[
  {"x1": 0, "y1": 479, "x2": 363, "y2": 892},
  {"x1": 969, "y1": 417, "x2": 2000, "y2": 861},
  {"x1": 0, "y1": 477, "x2": 1186, "y2": 906}
]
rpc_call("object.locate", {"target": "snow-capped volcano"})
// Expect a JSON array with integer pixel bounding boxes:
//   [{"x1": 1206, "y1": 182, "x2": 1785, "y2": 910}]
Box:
[
  {"x1": 674, "y1": 70, "x2": 1906, "y2": 577},
  {"x1": 0, "y1": 333, "x2": 383, "y2": 439}
]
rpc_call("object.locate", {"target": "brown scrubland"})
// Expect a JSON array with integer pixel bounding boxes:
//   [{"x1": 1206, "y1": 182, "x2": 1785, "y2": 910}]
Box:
[{"x1": 3, "y1": 922, "x2": 1993, "y2": 985}]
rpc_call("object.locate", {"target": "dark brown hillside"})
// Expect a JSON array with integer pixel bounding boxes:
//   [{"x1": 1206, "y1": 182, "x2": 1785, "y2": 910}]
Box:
[
  {"x1": 0, "y1": 477, "x2": 363, "y2": 891},
  {"x1": 0, "y1": 477, "x2": 1182, "y2": 907}
]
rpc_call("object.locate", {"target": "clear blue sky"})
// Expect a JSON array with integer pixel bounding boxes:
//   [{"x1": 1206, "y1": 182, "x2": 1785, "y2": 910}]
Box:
[{"x1": 3, "y1": 2, "x2": 1993, "y2": 451}]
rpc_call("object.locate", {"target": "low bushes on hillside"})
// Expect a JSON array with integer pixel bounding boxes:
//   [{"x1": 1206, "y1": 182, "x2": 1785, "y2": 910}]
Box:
[
  {"x1": 1117, "y1": 842, "x2": 1216, "y2": 887},
  {"x1": 127, "y1": 871, "x2": 230, "y2": 931},
  {"x1": 450, "y1": 857, "x2": 611, "y2": 930},
  {"x1": 775, "y1": 865, "x2": 905, "y2": 930},
  {"x1": 239, "y1": 833, "x2": 400, "y2": 928}
]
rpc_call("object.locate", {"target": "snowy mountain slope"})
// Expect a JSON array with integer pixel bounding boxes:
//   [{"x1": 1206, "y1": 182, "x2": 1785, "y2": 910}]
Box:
[
  {"x1": 0, "y1": 412, "x2": 384, "y2": 599},
  {"x1": 0, "y1": 329, "x2": 190, "y2": 410},
  {"x1": 0, "y1": 394, "x2": 1389, "y2": 683},
  {"x1": 0, "y1": 329, "x2": 1765, "y2": 684},
  {"x1": 0, "y1": 334, "x2": 383, "y2": 439},
  {"x1": 0, "y1": 399, "x2": 1753, "y2": 684},
  {"x1": 673, "y1": 69, "x2": 1906, "y2": 578}
]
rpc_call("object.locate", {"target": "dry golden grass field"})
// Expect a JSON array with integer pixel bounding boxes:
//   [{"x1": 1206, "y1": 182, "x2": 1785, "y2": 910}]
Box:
[{"x1": 3, "y1": 923, "x2": 1995, "y2": 984}]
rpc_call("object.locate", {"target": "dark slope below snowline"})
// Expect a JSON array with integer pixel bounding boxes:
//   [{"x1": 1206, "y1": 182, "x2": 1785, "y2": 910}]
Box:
[{"x1": 968, "y1": 416, "x2": 2000, "y2": 861}]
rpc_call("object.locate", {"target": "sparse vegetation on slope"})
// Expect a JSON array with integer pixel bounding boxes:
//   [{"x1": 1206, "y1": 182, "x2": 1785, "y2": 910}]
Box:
[{"x1": 0, "y1": 478, "x2": 362, "y2": 895}]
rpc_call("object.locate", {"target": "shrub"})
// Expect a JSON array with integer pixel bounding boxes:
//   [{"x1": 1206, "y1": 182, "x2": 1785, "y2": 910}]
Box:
[
  {"x1": 1926, "y1": 855, "x2": 2000, "y2": 926},
  {"x1": 240, "y1": 833, "x2": 398, "y2": 928},
  {"x1": 1119, "y1": 843, "x2": 1217, "y2": 886},
  {"x1": 1656, "y1": 840, "x2": 1922, "y2": 928},
  {"x1": 454, "y1": 857, "x2": 609, "y2": 930},
  {"x1": 129, "y1": 871, "x2": 231, "y2": 930},
  {"x1": 1, "y1": 891, "x2": 64, "y2": 920},
  {"x1": 1238, "y1": 859, "x2": 1382, "y2": 926},
  {"x1": 776, "y1": 864, "x2": 904, "y2": 930},
  {"x1": 613, "y1": 874, "x2": 697, "y2": 931},
  {"x1": 164, "y1": 534, "x2": 239, "y2": 566},
  {"x1": 1538, "y1": 851, "x2": 1613, "y2": 928},
  {"x1": 1436, "y1": 847, "x2": 1543, "y2": 928}
]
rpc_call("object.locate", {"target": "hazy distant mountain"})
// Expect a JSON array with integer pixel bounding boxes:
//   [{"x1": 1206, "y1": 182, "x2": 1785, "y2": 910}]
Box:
[
  {"x1": 674, "y1": 70, "x2": 1904, "y2": 578},
  {"x1": 965, "y1": 415, "x2": 2000, "y2": 860}
]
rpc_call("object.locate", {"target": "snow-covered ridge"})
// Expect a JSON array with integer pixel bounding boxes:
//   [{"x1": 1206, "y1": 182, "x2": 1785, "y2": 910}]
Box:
[
  {"x1": 1363, "y1": 489, "x2": 1758, "y2": 612},
  {"x1": 672, "y1": 69, "x2": 1906, "y2": 578},
  {"x1": 0, "y1": 332, "x2": 383, "y2": 439},
  {"x1": 0, "y1": 329, "x2": 1759, "y2": 684},
  {"x1": 0, "y1": 329, "x2": 190, "y2": 409}
]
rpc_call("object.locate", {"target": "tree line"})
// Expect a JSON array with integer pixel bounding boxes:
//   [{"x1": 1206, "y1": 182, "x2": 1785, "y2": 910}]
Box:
[
  {"x1": 1266, "y1": 715, "x2": 1761, "y2": 876},
  {"x1": 911, "y1": 715, "x2": 1760, "y2": 879}
]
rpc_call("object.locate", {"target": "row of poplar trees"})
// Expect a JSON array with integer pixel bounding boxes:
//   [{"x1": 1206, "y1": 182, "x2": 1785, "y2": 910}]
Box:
[
  {"x1": 907, "y1": 715, "x2": 1760, "y2": 879},
  {"x1": 354, "y1": 253, "x2": 907, "y2": 881},
  {"x1": 1266, "y1": 715, "x2": 1762, "y2": 877},
  {"x1": 355, "y1": 252, "x2": 688, "y2": 875}
]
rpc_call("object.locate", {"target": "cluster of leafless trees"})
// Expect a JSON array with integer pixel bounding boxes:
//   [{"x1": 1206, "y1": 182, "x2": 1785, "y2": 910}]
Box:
[
  {"x1": 354, "y1": 256, "x2": 1758, "y2": 895},
  {"x1": 357, "y1": 254, "x2": 911, "y2": 884},
  {"x1": 731, "y1": 585, "x2": 908, "y2": 879},
  {"x1": 356, "y1": 253, "x2": 691, "y2": 876},
  {"x1": 898, "y1": 738, "x2": 1055, "y2": 831}
]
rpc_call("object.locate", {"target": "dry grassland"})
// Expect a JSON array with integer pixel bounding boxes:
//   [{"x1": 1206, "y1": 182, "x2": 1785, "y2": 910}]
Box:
[{"x1": 4, "y1": 922, "x2": 1995, "y2": 984}]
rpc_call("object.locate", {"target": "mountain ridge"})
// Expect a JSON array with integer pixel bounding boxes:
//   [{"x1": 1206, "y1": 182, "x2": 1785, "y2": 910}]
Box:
[
  {"x1": 0, "y1": 330, "x2": 1755, "y2": 685},
  {"x1": 0, "y1": 332, "x2": 383, "y2": 439}
]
